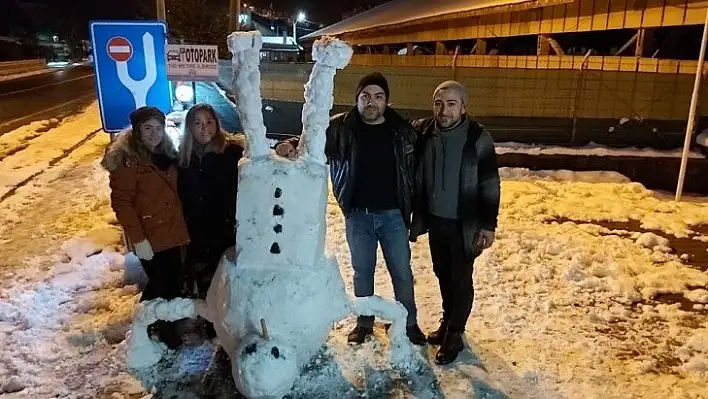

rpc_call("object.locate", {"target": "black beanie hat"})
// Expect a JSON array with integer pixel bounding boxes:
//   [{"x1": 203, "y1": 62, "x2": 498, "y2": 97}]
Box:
[
  {"x1": 129, "y1": 106, "x2": 165, "y2": 130},
  {"x1": 355, "y1": 72, "x2": 390, "y2": 102}
]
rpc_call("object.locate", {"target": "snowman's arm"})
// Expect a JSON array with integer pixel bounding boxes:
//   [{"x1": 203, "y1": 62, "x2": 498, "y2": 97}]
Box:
[
  {"x1": 126, "y1": 298, "x2": 208, "y2": 369},
  {"x1": 350, "y1": 296, "x2": 419, "y2": 368},
  {"x1": 297, "y1": 37, "x2": 352, "y2": 164},
  {"x1": 227, "y1": 31, "x2": 269, "y2": 158},
  {"x1": 350, "y1": 296, "x2": 407, "y2": 338}
]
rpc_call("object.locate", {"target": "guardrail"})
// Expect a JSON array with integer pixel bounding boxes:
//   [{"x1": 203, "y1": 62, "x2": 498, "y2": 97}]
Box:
[{"x1": 0, "y1": 59, "x2": 47, "y2": 77}]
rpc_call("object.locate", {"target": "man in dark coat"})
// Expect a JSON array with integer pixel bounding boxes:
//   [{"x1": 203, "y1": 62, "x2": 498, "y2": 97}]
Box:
[
  {"x1": 275, "y1": 73, "x2": 426, "y2": 345},
  {"x1": 410, "y1": 80, "x2": 501, "y2": 365}
]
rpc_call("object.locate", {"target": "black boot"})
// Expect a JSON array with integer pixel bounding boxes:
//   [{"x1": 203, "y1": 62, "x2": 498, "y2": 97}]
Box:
[
  {"x1": 406, "y1": 324, "x2": 427, "y2": 346},
  {"x1": 347, "y1": 325, "x2": 373, "y2": 344},
  {"x1": 427, "y1": 319, "x2": 448, "y2": 345},
  {"x1": 435, "y1": 331, "x2": 464, "y2": 365}
]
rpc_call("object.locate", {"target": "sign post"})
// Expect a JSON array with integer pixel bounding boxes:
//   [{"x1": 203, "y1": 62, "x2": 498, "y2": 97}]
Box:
[
  {"x1": 89, "y1": 21, "x2": 172, "y2": 133},
  {"x1": 675, "y1": 7, "x2": 708, "y2": 201}
]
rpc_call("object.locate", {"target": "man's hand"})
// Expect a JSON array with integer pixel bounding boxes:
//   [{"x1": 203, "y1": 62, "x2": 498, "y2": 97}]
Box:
[
  {"x1": 275, "y1": 142, "x2": 297, "y2": 159},
  {"x1": 475, "y1": 230, "x2": 495, "y2": 251}
]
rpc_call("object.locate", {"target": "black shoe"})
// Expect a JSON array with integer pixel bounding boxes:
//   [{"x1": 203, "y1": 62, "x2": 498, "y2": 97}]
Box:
[
  {"x1": 347, "y1": 326, "x2": 373, "y2": 344},
  {"x1": 435, "y1": 331, "x2": 464, "y2": 365},
  {"x1": 427, "y1": 319, "x2": 448, "y2": 345},
  {"x1": 406, "y1": 324, "x2": 427, "y2": 346}
]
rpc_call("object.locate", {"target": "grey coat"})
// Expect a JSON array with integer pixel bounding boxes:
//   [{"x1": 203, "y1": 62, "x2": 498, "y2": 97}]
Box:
[{"x1": 410, "y1": 117, "x2": 501, "y2": 261}]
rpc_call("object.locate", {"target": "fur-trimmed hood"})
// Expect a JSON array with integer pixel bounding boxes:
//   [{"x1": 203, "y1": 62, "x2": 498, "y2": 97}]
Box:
[{"x1": 101, "y1": 129, "x2": 177, "y2": 172}]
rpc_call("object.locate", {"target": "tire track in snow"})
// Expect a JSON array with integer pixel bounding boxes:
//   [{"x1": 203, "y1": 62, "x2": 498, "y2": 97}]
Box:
[
  {"x1": 0, "y1": 127, "x2": 102, "y2": 205},
  {"x1": 0, "y1": 142, "x2": 31, "y2": 162}
]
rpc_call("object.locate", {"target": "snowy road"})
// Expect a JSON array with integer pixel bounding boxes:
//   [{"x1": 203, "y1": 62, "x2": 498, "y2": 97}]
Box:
[
  {"x1": 0, "y1": 66, "x2": 96, "y2": 136},
  {"x1": 0, "y1": 103, "x2": 707, "y2": 398}
]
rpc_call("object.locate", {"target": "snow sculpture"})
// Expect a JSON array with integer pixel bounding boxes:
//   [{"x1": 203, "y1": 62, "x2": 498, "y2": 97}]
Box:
[{"x1": 126, "y1": 31, "x2": 417, "y2": 398}]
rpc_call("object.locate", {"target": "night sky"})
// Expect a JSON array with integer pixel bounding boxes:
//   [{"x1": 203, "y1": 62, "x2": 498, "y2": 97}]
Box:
[
  {"x1": 29, "y1": 0, "x2": 387, "y2": 29},
  {"x1": 1, "y1": 0, "x2": 390, "y2": 44}
]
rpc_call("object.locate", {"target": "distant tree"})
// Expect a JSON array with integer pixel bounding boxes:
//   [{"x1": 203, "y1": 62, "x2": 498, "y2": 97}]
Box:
[
  {"x1": 0, "y1": 0, "x2": 36, "y2": 38},
  {"x1": 165, "y1": 0, "x2": 230, "y2": 57}
]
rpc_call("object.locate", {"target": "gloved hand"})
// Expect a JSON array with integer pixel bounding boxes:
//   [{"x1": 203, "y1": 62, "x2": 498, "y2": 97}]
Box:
[{"x1": 134, "y1": 239, "x2": 154, "y2": 260}]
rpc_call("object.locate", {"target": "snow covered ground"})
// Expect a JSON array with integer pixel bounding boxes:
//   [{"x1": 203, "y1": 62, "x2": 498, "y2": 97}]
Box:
[{"x1": 1, "y1": 103, "x2": 707, "y2": 398}]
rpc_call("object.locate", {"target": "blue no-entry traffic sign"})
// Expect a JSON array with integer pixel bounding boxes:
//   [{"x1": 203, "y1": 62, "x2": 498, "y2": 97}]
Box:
[{"x1": 89, "y1": 21, "x2": 172, "y2": 133}]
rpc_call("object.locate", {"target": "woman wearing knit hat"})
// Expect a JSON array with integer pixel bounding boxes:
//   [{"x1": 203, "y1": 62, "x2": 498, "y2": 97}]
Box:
[{"x1": 101, "y1": 106, "x2": 190, "y2": 349}]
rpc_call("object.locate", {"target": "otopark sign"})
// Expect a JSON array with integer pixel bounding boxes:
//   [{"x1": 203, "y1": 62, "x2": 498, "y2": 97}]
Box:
[{"x1": 166, "y1": 44, "x2": 220, "y2": 82}]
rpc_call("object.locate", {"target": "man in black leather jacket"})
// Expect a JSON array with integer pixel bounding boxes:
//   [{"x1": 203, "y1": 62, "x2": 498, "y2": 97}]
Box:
[{"x1": 275, "y1": 73, "x2": 426, "y2": 345}]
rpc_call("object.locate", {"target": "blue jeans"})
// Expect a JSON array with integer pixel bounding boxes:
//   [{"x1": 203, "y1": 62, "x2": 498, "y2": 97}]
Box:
[{"x1": 345, "y1": 209, "x2": 417, "y2": 328}]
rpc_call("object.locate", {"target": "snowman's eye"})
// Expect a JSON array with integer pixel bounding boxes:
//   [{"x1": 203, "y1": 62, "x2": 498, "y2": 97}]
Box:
[
  {"x1": 271, "y1": 347, "x2": 280, "y2": 359},
  {"x1": 245, "y1": 343, "x2": 257, "y2": 354}
]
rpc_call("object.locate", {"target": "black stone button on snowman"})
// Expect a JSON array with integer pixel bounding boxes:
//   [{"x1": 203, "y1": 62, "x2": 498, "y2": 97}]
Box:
[{"x1": 271, "y1": 187, "x2": 284, "y2": 254}]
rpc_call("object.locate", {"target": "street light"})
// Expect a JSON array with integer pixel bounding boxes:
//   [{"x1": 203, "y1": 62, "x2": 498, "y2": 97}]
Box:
[{"x1": 293, "y1": 11, "x2": 306, "y2": 44}]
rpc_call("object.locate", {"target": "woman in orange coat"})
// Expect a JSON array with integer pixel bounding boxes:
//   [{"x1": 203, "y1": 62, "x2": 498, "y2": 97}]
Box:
[{"x1": 101, "y1": 106, "x2": 190, "y2": 348}]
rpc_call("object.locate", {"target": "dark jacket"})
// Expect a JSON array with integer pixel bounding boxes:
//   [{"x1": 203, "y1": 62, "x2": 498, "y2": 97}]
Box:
[
  {"x1": 101, "y1": 131, "x2": 190, "y2": 253},
  {"x1": 177, "y1": 134, "x2": 245, "y2": 258},
  {"x1": 284, "y1": 107, "x2": 418, "y2": 226},
  {"x1": 410, "y1": 117, "x2": 501, "y2": 260}
]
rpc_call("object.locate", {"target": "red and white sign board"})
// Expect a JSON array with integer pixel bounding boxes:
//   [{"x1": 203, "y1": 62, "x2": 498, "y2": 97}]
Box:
[{"x1": 107, "y1": 37, "x2": 133, "y2": 62}]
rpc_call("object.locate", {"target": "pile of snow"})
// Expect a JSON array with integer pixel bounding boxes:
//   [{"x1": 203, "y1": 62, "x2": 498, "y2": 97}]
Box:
[
  {"x1": 635, "y1": 232, "x2": 672, "y2": 253},
  {"x1": 677, "y1": 330, "x2": 708, "y2": 376},
  {"x1": 499, "y1": 167, "x2": 631, "y2": 183},
  {"x1": 501, "y1": 172, "x2": 708, "y2": 238},
  {"x1": 0, "y1": 237, "x2": 133, "y2": 394}
]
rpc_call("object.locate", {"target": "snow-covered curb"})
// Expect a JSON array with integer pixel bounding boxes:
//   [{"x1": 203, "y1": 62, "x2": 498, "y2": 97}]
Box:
[{"x1": 495, "y1": 141, "x2": 705, "y2": 159}]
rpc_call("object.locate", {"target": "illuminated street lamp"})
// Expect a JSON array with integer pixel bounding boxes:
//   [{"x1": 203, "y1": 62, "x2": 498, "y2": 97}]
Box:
[{"x1": 293, "y1": 11, "x2": 306, "y2": 44}]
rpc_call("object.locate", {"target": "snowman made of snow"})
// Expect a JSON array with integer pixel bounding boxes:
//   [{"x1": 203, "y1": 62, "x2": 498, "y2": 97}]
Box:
[{"x1": 125, "y1": 32, "x2": 417, "y2": 398}]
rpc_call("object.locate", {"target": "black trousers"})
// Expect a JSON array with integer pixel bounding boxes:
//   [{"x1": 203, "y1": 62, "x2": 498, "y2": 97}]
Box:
[
  {"x1": 428, "y1": 214, "x2": 476, "y2": 333},
  {"x1": 186, "y1": 241, "x2": 230, "y2": 299},
  {"x1": 139, "y1": 245, "x2": 186, "y2": 302}
]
